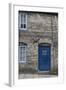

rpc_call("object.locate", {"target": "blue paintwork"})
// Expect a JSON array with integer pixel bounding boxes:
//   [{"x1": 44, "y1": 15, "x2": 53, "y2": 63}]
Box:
[{"x1": 38, "y1": 45, "x2": 50, "y2": 71}]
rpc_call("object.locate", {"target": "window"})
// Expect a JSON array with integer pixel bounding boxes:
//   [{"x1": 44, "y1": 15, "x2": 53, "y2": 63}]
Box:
[
  {"x1": 19, "y1": 42, "x2": 27, "y2": 63},
  {"x1": 19, "y1": 12, "x2": 27, "y2": 30}
]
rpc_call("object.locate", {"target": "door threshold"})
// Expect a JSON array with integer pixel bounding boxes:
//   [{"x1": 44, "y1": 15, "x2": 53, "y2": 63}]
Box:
[{"x1": 38, "y1": 71, "x2": 50, "y2": 74}]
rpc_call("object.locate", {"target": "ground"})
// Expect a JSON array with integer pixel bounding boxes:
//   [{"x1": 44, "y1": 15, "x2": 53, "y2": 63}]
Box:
[{"x1": 18, "y1": 73, "x2": 57, "y2": 79}]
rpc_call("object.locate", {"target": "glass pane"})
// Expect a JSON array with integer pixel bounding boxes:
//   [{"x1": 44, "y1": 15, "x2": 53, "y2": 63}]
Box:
[
  {"x1": 24, "y1": 24, "x2": 26, "y2": 28},
  {"x1": 24, "y1": 14, "x2": 26, "y2": 23},
  {"x1": 21, "y1": 14, "x2": 23, "y2": 24},
  {"x1": 20, "y1": 13, "x2": 26, "y2": 29},
  {"x1": 21, "y1": 24, "x2": 24, "y2": 28},
  {"x1": 19, "y1": 44, "x2": 27, "y2": 63}
]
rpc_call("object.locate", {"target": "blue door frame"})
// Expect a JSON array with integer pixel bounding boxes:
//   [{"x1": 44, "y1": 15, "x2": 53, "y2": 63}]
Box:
[{"x1": 38, "y1": 45, "x2": 51, "y2": 71}]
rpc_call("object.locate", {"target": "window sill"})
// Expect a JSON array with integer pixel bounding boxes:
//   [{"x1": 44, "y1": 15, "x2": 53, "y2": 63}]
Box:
[
  {"x1": 19, "y1": 28, "x2": 27, "y2": 31},
  {"x1": 19, "y1": 61, "x2": 26, "y2": 64}
]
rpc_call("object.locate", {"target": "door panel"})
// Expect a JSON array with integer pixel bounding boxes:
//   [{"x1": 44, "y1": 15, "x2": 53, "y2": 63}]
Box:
[{"x1": 38, "y1": 45, "x2": 50, "y2": 71}]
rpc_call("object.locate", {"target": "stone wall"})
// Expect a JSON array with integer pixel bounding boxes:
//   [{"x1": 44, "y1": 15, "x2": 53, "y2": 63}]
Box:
[{"x1": 19, "y1": 12, "x2": 58, "y2": 74}]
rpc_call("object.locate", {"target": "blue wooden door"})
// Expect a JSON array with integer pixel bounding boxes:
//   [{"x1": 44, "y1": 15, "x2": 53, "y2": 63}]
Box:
[{"x1": 38, "y1": 45, "x2": 50, "y2": 71}]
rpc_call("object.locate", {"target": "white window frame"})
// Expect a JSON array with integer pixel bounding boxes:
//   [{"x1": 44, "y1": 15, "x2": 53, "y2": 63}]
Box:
[
  {"x1": 19, "y1": 12, "x2": 27, "y2": 30},
  {"x1": 19, "y1": 44, "x2": 27, "y2": 63}
]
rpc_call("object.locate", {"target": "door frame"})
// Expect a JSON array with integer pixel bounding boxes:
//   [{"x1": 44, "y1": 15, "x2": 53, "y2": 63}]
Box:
[{"x1": 38, "y1": 43, "x2": 51, "y2": 73}]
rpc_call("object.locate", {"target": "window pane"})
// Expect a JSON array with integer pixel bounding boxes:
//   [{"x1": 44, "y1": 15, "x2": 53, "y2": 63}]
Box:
[
  {"x1": 24, "y1": 14, "x2": 26, "y2": 23},
  {"x1": 20, "y1": 13, "x2": 27, "y2": 29},
  {"x1": 24, "y1": 24, "x2": 26, "y2": 28},
  {"x1": 21, "y1": 14, "x2": 23, "y2": 24},
  {"x1": 19, "y1": 44, "x2": 27, "y2": 63},
  {"x1": 21, "y1": 24, "x2": 23, "y2": 28}
]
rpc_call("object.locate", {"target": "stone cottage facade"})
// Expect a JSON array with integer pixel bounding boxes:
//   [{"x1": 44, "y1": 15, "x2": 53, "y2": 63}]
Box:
[{"x1": 18, "y1": 11, "x2": 58, "y2": 75}]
